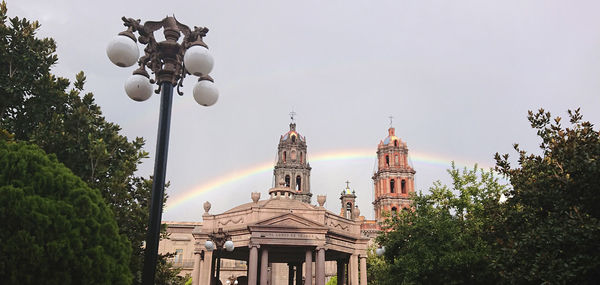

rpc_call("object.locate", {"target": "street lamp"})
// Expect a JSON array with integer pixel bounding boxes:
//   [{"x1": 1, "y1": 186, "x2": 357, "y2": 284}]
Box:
[
  {"x1": 205, "y1": 228, "x2": 235, "y2": 285},
  {"x1": 106, "y1": 16, "x2": 218, "y2": 285}
]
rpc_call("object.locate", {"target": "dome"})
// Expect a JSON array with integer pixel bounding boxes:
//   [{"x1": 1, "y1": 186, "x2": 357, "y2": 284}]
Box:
[
  {"x1": 223, "y1": 197, "x2": 317, "y2": 214},
  {"x1": 382, "y1": 127, "x2": 400, "y2": 146},
  {"x1": 383, "y1": 135, "x2": 399, "y2": 145},
  {"x1": 281, "y1": 123, "x2": 305, "y2": 143}
]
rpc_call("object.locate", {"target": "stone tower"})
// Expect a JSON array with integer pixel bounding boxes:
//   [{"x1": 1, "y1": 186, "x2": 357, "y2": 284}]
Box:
[
  {"x1": 340, "y1": 182, "x2": 357, "y2": 219},
  {"x1": 372, "y1": 126, "x2": 415, "y2": 222},
  {"x1": 274, "y1": 122, "x2": 312, "y2": 203}
]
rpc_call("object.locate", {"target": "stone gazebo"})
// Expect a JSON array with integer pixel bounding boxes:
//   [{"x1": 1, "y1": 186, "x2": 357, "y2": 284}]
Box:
[{"x1": 191, "y1": 185, "x2": 369, "y2": 285}]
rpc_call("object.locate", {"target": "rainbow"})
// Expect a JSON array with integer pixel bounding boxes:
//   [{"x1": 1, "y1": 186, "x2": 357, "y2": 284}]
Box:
[{"x1": 164, "y1": 148, "x2": 486, "y2": 212}]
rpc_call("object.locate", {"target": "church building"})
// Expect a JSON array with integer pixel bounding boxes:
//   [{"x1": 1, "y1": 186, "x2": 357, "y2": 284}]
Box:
[{"x1": 159, "y1": 119, "x2": 416, "y2": 285}]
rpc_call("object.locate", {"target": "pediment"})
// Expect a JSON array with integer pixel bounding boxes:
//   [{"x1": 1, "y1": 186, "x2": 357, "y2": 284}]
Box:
[{"x1": 252, "y1": 213, "x2": 326, "y2": 230}]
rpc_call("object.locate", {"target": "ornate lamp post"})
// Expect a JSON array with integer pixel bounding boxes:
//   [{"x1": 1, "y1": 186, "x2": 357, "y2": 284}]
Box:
[
  {"x1": 204, "y1": 228, "x2": 235, "y2": 285},
  {"x1": 106, "y1": 16, "x2": 218, "y2": 285}
]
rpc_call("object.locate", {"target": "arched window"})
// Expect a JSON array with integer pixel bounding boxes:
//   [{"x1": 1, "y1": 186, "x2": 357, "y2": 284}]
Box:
[
  {"x1": 390, "y1": 179, "x2": 395, "y2": 193},
  {"x1": 296, "y1": 175, "x2": 301, "y2": 191},
  {"x1": 391, "y1": 206, "x2": 398, "y2": 214},
  {"x1": 283, "y1": 151, "x2": 287, "y2": 162},
  {"x1": 385, "y1": 155, "x2": 390, "y2": 166},
  {"x1": 291, "y1": 135, "x2": 296, "y2": 143},
  {"x1": 285, "y1": 175, "x2": 290, "y2": 187},
  {"x1": 401, "y1": 179, "x2": 406, "y2": 194},
  {"x1": 394, "y1": 140, "x2": 398, "y2": 147},
  {"x1": 346, "y1": 202, "x2": 353, "y2": 219},
  {"x1": 300, "y1": 152, "x2": 303, "y2": 163},
  {"x1": 394, "y1": 155, "x2": 399, "y2": 165}
]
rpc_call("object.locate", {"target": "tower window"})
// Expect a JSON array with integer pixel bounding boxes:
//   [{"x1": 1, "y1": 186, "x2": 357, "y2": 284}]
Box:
[
  {"x1": 394, "y1": 140, "x2": 398, "y2": 147},
  {"x1": 300, "y1": 152, "x2": 303, "y2": 163},
  {"x1": 391, "y1": 207, "x2": 398, "y2": 214},
  {"x1": 296, "y1": 175, "x2": 301, "y2": 191},
  {"x1": 285, "y1": 175, "x2": 290, "y2": 187},
  {"x1": 385, "y1": 155, "x2": 390, "y2": 166},
  {"x1": 283, "y1": 151, "x2": 287, "y2": 162},
  {"x1": 394, "y1": 155, "x2": 399, "y2": 165},
  {"x1": 291, "y1": 135, "x2": 296, "y2": 143},
  {"x1": 390, "y1": 179, "x2": 395, "y2": 193},
  {"x1": 401, "y1": 179, "x2": 406, "y2": 194},
  {"x1": 346, "y1": 202, "x2": 353, "y2": 219}
]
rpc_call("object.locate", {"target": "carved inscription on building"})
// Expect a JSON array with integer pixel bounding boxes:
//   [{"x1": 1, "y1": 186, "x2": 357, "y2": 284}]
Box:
[{"x1": 253, "y1": 232, "x2": 322, "y2": 240}]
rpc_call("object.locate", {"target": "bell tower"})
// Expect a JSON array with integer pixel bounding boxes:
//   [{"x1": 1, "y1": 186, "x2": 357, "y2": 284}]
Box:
[
  {"x1": 372, "y1": 125, "x2": 415, "y2": 222},
  {"x1": 340, "y1": 181, "x2": 357, "y2": 219},
  {"x1": 273, "y1": 116, "x2": 312, "y2": 203}
]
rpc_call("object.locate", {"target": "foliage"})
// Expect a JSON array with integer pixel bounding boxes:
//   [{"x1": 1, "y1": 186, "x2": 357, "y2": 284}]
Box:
[
  {"x1": 366, "y1": 246, "x2": 388, "y2": 285},
  {"x1": 0, "y1": 4, "x2": 180, "y2": 283},
  {"x1": 0, "y1": 140, "x2": 132, "y2": 284},
  {"x1": 377, "y1": 163, "x2": 507, "y2": 285},
  {"x1": 326, "y1": 276, "x2": 337, "y2": 285},
  {"x1": 0, "y1": 1, "x2": 57, "y2": 121},
  {"x1": 493, "y1": 108, "x2": 600, "y2": 283}
]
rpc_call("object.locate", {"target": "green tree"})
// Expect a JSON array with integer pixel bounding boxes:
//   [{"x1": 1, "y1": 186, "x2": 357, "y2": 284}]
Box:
[
  {"x1": 377, "y1": 163, "x2": 507, "y2": 285},
  {"x1": 494, "y1": 108, "x2": 600, "y2": 283},
  {"x1": 366, "y1": 246, "x2": 388, "y2": 285},
  {"x1": 0, "y1": 140, "x2": 132, "y2": 284}
]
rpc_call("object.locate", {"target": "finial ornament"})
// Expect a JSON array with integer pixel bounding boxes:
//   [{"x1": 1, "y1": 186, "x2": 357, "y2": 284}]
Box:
[
  {"x1": 289, "y1": 110, "x2": 297, "y2": 123},
  {"x1": 388, "y1": 115, "x2": 394, "y2": 128},
  {"x1": 345, "y1": 180, "x2": 351, "y2": 188}
]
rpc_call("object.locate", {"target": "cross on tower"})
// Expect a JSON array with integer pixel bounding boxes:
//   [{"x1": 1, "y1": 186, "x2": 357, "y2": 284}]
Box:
[
  {"x1": 289, "y1": 110, "x2": 297, "y2": 123},
  {"x1": 388, "y1": 115, "x2": 394, "y2": 127},
  {"x1": 345, "y1": 180, "x2": 351, "y2": 188}
]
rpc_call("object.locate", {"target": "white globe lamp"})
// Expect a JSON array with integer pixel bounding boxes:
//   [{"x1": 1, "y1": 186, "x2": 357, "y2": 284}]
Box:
[
  {"x1": 184, "y1": 45, "x2": 214, "y2": 76},
  {"x1": 193, "y1": 80, "x2": 219, "y2": 106},
  {"x1": 224, "y1": 240, "x2": 235, "y2": 252},
  {"x1": 106, "y1": 35, "x2": 139, "y2": 67},
  {"x1": 204, "y1": 240, "x2": 215, "y2": 251},
  {"x1": 124, "y1": 74, "x2": 153, "y2": 101}
]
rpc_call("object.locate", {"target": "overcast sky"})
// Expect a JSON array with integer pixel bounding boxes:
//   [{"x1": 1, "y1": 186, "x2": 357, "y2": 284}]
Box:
[{"x1": 9, "y1": 0, "x2": 600, "y2": 221}]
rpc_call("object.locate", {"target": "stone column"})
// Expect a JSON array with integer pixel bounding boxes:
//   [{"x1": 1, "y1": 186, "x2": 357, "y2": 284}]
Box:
[
  {"x1": 296, "y1": 263, "x2": 303, "y2": 285},
  {"x1": 336, "y1": 260, "x2": 346, "y2": 285},
  {"x1": 202, "y1": 250, "x2": 213, "y2": 285},
  {"x1": 192, "y1": 249, "x2": 202, "y2": 285},
  {"x1": 349, "y1": 254, "x2": 359, "y2": 285},
  {"x1": 359, "y1": 255, "x2": 367, "y2": 285},
  {"x1": 248, "y1": 245, "x2": 259, "y2": 285},
  {"x1": 260, "y1": 248, "x2": 269, "y2": 285},
  {"x1": 315, "y1": 248, "x2": 326, "y2": 285},
  {"x1": 305, "y1": 249, "x2": 313, "y2": 285}
]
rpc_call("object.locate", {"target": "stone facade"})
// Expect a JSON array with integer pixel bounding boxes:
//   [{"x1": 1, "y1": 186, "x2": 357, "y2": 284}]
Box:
[{"x1": 159, "y1": 123, "x2": 416, "y2": 284}]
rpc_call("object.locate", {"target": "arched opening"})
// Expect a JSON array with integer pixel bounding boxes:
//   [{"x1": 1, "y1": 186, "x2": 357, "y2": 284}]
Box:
[
  {"x1": 394, "y1": 155, "x2": 399, "y2": 165},
  {"x1": 283, "y1": 151, "x2": 287, "y2": 162},
  {"x1": 291, "y1": 135, "x2": 296, "y2": 143},
  {"x1": 401, "y1": 179, "x2": 406, "y2": 194},
  {"x1": 385, "y1": 155, "x2": 390, "y2": 166},
  {"x1": 296, "y1": 175, "x2": 301, "y2": 191},
  {"x1": 285, "y1": 175, "x2": 290, "y2": 187},
  {"x1": 391, "y1": 206, "x2": 398, "y2": 214},
  {"x1": 394, "y1": 140, "x2": 398, "y2": 147},
  {"x1": 300, "y1": 152, "x2": 303, "y2": 163},
  {"x1": 346, "y1": 202, "x2": 353, "y2": 219},
  {"x1": 390, "y1": 179, "x2": 395, "y2": 193}
]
